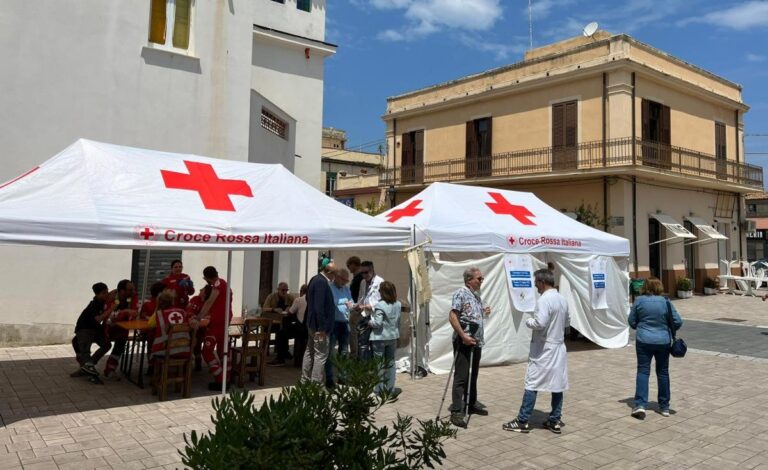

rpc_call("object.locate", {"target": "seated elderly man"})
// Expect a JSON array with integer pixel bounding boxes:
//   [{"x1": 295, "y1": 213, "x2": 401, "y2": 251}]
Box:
[{"x1": 262, "y1": 283, "x2": 297, "y2": 365}]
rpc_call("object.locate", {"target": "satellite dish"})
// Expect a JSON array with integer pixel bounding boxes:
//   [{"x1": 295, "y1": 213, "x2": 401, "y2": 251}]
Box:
[{"x1": 582, "y1": 22, "x2": 598, "y2": 37}]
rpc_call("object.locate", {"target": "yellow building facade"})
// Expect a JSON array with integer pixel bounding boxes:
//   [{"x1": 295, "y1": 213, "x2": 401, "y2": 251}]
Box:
[{"x1": 381, "y1": 32, "x2": 763, "y2": 294}]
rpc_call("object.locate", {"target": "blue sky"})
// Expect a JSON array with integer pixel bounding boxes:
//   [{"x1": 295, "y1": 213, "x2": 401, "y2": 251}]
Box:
[{"x1": 323, "y1": 0, "x2": 768, "y2": 176}]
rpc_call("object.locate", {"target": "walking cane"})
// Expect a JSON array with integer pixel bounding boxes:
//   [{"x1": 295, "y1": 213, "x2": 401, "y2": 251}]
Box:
[
  {"x1": 464, "y1": 346, "x2": 474, "y2": 419},
  {"x1": 435, "y1": 348, "x2": 460, "y2": 421}
]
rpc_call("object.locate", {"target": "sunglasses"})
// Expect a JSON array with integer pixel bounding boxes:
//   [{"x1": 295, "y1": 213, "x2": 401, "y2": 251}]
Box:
[{"x1": 475, "y1": 277, "x2": 484, "y2": 282}]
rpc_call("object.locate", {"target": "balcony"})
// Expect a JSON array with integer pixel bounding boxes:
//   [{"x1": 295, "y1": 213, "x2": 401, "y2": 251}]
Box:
[{"x1": 381, "y1": 137, "x2": 763, "y2": 190}]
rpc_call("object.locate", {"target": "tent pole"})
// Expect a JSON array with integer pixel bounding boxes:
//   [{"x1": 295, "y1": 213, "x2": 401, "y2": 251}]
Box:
[
  {"x1": 222, "y1": 250, "x2": 233, "y2": 395},
  {"x1": 409, "y1": 225, "x2": 417, "y2": 380},
  {"x1": 140, "y1": 249, "x2": 151, "y2": 308}
]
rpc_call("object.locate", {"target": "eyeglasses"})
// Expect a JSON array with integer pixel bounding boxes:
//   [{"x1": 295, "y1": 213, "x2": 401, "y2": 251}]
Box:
[{"x1": 476, "y1": 277, "x2": 484, "y2": 282}]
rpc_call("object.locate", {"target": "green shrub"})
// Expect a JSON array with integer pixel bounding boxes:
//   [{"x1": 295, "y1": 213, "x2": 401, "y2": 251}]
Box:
[
  {"x1": 703, "y1": 277, "x2": 718, "y2": 289},
  {"x1": 181, "y1": 356, "x2": 457, "y2": 469},
  {"x1": 676, "y1": 277, "x2": 692, "y2": 291}
]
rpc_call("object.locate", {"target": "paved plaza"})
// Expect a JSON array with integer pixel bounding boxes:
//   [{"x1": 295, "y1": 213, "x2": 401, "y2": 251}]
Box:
[{"x1": 2, "y1": 293, "x2": 768, "y2": 469}]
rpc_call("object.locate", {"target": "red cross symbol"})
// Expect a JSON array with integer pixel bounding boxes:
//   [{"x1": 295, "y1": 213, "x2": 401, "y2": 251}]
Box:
[
  {"x1": 169, "y1": 311, "x2": 184, "y2": 324},
  {"x1": 139, "y1": 228, "x2": 155, "y2": 240},
  {"x1": 385, "y1": 199, "x2": 423, "y2": 223},
  {"x1": 161, "y1": 161, "x2": 253, "y2": 211},
  {"x1": 485, "y1": 192, "x2": 536, "y2": 225}
]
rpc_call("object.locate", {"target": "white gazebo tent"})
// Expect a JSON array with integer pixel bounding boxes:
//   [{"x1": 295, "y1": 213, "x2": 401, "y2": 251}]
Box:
[
  {"x1": 0, "y1": 139, "x2": 411, "y2": 390},
  {"x1": 376, "y1": 182, "x2": 631, "y2": 373}
]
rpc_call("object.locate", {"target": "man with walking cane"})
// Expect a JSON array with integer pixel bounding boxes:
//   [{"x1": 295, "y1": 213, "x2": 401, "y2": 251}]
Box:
[{"x1": 447, "y1": 267, "x2": 491, "y2": 428}]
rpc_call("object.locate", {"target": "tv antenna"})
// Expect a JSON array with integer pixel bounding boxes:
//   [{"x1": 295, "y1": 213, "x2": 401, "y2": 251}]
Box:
[
  {"x1": 582, "y1": 21, "x2": 598, "y2": 38},
  {"x1": 528, "y1": 0, "x2": 533, "y2": 49}
]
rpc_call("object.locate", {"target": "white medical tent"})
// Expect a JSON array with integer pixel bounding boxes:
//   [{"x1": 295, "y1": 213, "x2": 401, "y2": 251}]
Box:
[
  {"x1": 0, "y1": 139, "x2": 411, "y2": 389},
  {"x1": 375, "y1": 182, "x2": 631, "y2": 374}
]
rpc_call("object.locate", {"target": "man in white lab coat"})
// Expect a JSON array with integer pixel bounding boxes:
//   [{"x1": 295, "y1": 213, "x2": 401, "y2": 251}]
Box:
[{"x1": 503, "y1": 268, "x2": 569, "y2": 434}]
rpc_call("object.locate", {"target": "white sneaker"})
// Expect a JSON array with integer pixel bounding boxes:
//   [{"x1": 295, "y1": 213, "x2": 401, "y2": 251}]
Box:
[
  {"x1": 660, "y1": 409, "x2": 670, "y2": 417},
  {"x1": 631, "y1": 407, "x2": 646, "y2": 420}
]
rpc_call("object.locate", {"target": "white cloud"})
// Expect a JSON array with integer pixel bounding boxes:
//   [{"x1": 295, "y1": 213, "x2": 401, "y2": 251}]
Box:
[
  {"x1": 679, "y1": 1, "x2": 768, "y2": 30},
  {"x1": 377, "y1": 29, "x2": 407, "y2": 41},
  {"x1": 375, "y1": 0, "x2": 503, "y2": 42},
  {"x1": 458, "y1": 33, "x2": 528, "y2": 61},
  {"x1": 371, "y1": 0, "x2": 412, "y2": 9},
  {"x1": 747, "y1": 52, "x2": 766, "y2": 62},
  {"x1": 525, "y1": 0, "x2": 577, "y2": 20}
]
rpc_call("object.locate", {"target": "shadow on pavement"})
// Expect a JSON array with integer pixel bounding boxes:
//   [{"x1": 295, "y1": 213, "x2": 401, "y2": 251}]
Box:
[{"x1": 0, "y1": 355, "x2": 300, "y2": 426}]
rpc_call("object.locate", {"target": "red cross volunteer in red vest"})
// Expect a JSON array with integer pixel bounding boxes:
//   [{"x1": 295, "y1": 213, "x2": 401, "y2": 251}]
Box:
[
  {"x1": 161, "y1": 259, "x2": 195, "y2": 307},
  {"x1": 197, "y1": 266, "x2": 233, "y2": 391},
  {"x1": 149, "y1": 292, "x2": 197, "y2": 358}
]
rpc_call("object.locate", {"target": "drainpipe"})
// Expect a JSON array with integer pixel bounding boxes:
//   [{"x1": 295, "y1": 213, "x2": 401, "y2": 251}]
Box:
[
  {"x1": 602, "y1": 72, "x2": 608, "y2": 232},
  {"x1": 631, "y1": 72, "x2": 638, "y2": 277}
]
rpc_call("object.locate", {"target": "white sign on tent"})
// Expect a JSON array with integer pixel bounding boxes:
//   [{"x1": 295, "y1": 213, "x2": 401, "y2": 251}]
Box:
[{"x1": 504, "y1": 254, "x2": 536, "y2": 312}]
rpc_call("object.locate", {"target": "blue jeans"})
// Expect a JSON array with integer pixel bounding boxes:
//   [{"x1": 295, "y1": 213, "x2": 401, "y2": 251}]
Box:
[
  {"x1": 634, "y1": 341, "x2": 670, "y2": 410},
  {"x1": 517, "y1": 389, "x2": 563, "y2": 423},
  {"x1": 325, "y1": 321, "x2": 350, "y2": 382},
  {"x1": 372, "y1": 339, "x2": 397, "y2": 394}
]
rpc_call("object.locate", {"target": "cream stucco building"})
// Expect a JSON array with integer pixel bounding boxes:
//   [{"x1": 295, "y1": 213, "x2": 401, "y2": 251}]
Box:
[
  {"x1": 381, "y1": 32, "x2": 762, "y2": 294},
  {"x1": 0, "y1": 0, "x2": 335, "y2": 345}
]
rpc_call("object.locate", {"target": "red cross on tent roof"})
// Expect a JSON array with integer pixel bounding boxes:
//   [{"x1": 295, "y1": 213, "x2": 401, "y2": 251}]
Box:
[
  {"x1": 386, "y1": 199, "x2": 423, "y2": 223},
  {"x1": 161, "y1": 161, "x2": 253, "y2": 212},
  {"x1": 485, "y1": 192, "x2": 536, "y2": 225}
]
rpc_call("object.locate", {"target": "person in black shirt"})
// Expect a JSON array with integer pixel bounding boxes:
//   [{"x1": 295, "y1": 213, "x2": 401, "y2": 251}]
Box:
[
  {"x1": 347, "y1": 256, "x2": 363, "y2": 301},
  {"x1": 72, "y1": 282, "x2": 112, "y2": 378}
]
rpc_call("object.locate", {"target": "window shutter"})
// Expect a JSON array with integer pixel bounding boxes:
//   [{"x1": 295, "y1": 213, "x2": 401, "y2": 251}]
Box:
[
  {"x1": 485, "y1": 117, "x2": 493, "y2": 157},
  {"x1": 661, "y1": 104, "x2": 671, "y2": 145},
  {"x1": 414, "y1": 130, "x2": 424, "y2": 183},
  {"x1": 641, "y1": 99, "x2": 650, "y2": 141},
  {"x1": 172, "y1": 0, "x2": 192, "y2": 49},
  {"x1": 565, "y1": 102, "x2": 577, "y2": 146},
  {"x1": 402, "y1": 132, "x2": 413, "y2": 166},
  {"x1": 149, "y1": 0, "x2": 167, "y2": 45},
  {"x1": 717, "y1": 122, "x2": 727, "y2": 157},
  {"x1": 466, "y1": 121, "x2": 477, "y2": 158},
  {"x1": 552, "y1": 104, "x2": 564, "y2": 148},
  {"x1": 414, "y1": 130, "x2": 424, "y2": 166}
]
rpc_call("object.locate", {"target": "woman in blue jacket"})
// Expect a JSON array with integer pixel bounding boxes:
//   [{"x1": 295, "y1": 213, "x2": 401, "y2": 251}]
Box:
[
  {"x1": 369, "y1": 281, "x2": 401, "y2": 395},
  {"x1": 628, "y1": 277, "x2": 683, "y2": 419}
]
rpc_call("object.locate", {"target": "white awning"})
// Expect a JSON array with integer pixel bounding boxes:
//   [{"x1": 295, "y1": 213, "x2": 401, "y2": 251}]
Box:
[
  {"x1": 649, "y1": 213, "x2": 696, "y2": 245},
  {"x1": 684, "y1": 216, "x2": 728, "y2": 242}
]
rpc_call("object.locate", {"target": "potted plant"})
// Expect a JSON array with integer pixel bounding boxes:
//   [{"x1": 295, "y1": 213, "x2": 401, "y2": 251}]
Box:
[
  {"x1": 703, "y1": 277, "x2": 718, "y2": 295},
  {"x1": 676, "y1": 277, "x2": 693, "y2": 299}
]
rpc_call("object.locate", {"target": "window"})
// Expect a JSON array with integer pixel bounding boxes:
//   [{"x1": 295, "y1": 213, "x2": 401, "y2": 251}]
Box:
[
  {"x1": 551, "y1": 101, "x2": 577, "y2": 170},
  {"x1": 641, "y1": 99, "x2": 671, "y2": 169},
  {"x1": 325, "y1": 172, "x2": 337, "y2": 196},
  {"x1": 401, "y1": 130, "x2": 424, "y2": 184},
  {"x1": 149, "y1": 0, "x2": 192, "y2": 50},
  {"x1": 272, "y1": 0, "x2": 285, "y2": 3},
  {"x1": 715, "y1": 122, "x2": 727, "y2": 180},
  {"x1": 465, "y1": 117, "x2": 492, "y2": 178},
  {"x1": 297, "y1": 0, "x2": 311, "y2": 12},
  {"x1": 261, "y1": 108, "x2": 288, "y2": 140}
]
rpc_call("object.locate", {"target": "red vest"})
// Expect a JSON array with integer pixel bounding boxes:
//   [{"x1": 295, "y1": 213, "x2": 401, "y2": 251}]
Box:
[{"x1": 151, "y1": 308, "x2": 191, "y2": 358}]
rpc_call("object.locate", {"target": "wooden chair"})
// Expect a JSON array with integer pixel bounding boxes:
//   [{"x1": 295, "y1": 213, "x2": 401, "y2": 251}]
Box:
[
  {"x1": 151, "y1": 323, "x2": 196, "y2": 401},
  {"x1": 231, "y1": 318, "x2": 272, "y2": 387}
]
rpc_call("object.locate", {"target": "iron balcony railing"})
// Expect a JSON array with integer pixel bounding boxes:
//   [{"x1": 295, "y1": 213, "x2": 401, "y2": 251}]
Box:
[{"x1": 381, "y1": 137, "x2": 763, "y2": 189}]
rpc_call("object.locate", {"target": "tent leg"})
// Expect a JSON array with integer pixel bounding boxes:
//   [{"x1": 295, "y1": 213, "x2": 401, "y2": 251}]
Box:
[
  {"x1": 409, "y1": 224, "x2": 417, "y2": 380},
  {"x1": 222, "y1": 251, "x2": 232, "y2": 395}
]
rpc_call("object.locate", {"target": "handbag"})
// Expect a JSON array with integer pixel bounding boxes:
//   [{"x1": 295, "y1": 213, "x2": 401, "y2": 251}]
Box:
[{"x1": 665, "y1": 299, "x2": 687, "y2": 358}]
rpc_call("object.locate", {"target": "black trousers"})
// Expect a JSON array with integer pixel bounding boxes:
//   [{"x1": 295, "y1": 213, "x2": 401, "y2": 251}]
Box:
[
  {"x1": 74, "y1": 330, "x2": 111, "y2": 366},
  {"x1": 449, "y1": 340, "x2": 481, "y2": 413},
  {"x1": 276, "y1": 315, "x2": 306, "y2": 359}
]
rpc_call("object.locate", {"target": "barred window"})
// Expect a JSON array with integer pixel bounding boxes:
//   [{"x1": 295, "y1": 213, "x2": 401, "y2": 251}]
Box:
[{"x1": 261, "y1": 108, "x2": 288, "y2": 140}]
